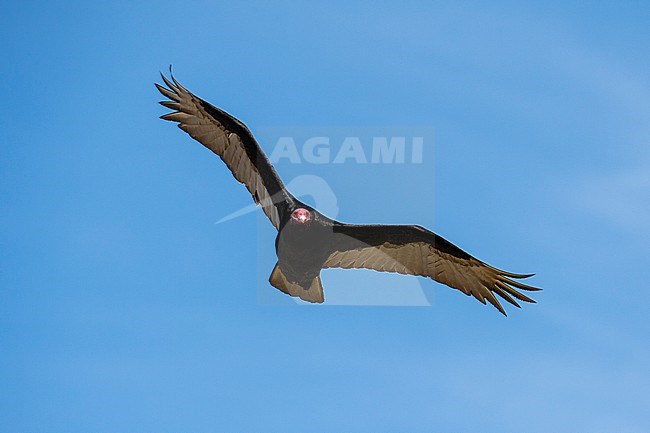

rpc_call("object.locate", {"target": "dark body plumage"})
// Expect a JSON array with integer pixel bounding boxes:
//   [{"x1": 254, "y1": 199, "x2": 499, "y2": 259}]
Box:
[
  {"x1": 156, "y1": 72, "x2": 541, "y2": 315},
  {"x1": 275, "y1": 207, "x2": 331, "y2": 284}
]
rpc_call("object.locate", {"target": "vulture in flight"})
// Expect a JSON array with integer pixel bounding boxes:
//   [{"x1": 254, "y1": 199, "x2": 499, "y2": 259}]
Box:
[{"x1": 155, "y1": 72, "x2": 540, "y2": 315}]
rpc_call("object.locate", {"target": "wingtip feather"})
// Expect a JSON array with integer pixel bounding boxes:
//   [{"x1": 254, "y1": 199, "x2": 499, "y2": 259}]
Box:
[
  {"x1": 494, "y1": 280, "x2": 537, "y2": 303},
  {"x1": 159, "y1": 100, "x2": 181, "y2": 110},
  {"x1": 155, "y1": 82, "x2": 180, "y2": 102},
  {"x1": 160, "y1": 72, "x2": 177, "y2": 92},
  {"x1": 492, "y1": 285, "x2": 522, "y2": 309},
  {"x1": 499, "y1": 276, "x2": 542, "y2": 292},
  {"x1": 168, "y1": 67, "x2": 189, "y2": 92},
  {"x1": 484, "y1": 291, "x2": 507, "y2": 316}
]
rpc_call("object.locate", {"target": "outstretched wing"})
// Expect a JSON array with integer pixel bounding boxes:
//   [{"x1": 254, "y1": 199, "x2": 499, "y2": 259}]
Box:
[
  {"x1": 323, "y1": 223, "x2": 540, "y2": 315},
  {"x1": 155, "y1": 72, "x2": 295, "y2": 230}
]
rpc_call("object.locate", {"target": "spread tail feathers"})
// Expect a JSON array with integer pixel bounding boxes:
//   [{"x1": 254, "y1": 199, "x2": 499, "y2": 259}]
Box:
[{"x1": 269, "y1": 263, "x2": 324, "y2": 303}]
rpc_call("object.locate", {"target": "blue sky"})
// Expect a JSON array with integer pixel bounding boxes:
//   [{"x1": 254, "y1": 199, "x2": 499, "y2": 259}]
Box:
[{"x1": 2, "y1": 1, "x2": 649, "y2": 431}]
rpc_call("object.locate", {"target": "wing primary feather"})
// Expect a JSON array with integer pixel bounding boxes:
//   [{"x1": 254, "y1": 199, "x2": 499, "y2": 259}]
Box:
[
  {"x1": 487, "y1": 265, "x2": 535, "y2": 279},
  {"x1": 471, "y1": 290, "x2": 487, "y2": 305},
  {"x1": 154, "y1": 83, "x2": 180, "y2": 102},
  {"x1": 495, "y1": 280, "x2": 536, "y2": 303},
  {"x1": 159, "y1": 72, "x2": 179, "y2": 92},
  {"x1": 160, "y1": 112, "x2": 194, "y2": 123},
  {"x1": 170, "y1": 69, "x2": 180, "y2": 85},
  {"x1": 159, "y1": 100, "x2": 181, "y2": 110},
  {"x1": 491, "y1": 284, "x2": 522, "y2": 308},
  {"x1": 498, "y1": 275, "x2": 542, "y2": 291},
  {"x1": 167, "y1": 66, "x2": 191, "y2": 94},
  {"x1": 483, "y1": 289, "x2": 507, "y2": 316}
]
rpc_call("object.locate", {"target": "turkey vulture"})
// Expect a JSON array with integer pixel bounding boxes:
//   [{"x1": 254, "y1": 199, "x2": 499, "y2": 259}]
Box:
[{"x1": 155, "y1": 72, "x2": 540, "y2": 315}]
